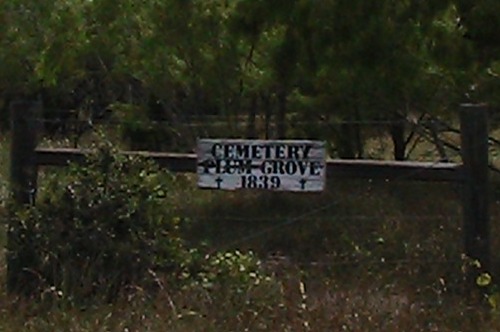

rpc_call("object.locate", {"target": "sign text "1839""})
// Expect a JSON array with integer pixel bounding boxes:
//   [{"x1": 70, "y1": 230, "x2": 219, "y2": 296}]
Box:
[{"x1": 240, "y1": 175, "x2": 281, "y2": 189}]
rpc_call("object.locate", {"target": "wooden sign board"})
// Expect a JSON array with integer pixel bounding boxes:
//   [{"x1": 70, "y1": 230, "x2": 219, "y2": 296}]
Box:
[{"x1": 197, "y1": 139, "x2": 326, "y2": 191}]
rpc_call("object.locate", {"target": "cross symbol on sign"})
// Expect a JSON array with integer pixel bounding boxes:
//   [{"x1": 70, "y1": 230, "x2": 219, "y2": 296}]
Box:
[{"x1": 215, "y1": 177, "x2": 223, "y2": 189}]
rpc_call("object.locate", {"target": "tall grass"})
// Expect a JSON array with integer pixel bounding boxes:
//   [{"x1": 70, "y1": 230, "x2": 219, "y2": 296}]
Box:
[
  {"x1": 3, "y1": 179, "x2": 498, "y2": 330},
  {"x1": 0, "y1": 259, "x2": 495, "y2": 331}
]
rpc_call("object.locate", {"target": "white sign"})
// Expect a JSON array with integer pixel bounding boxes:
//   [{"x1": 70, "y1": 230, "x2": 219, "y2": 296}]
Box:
[{"x1": 197, "y1": 139, "x2": 326, "y2": 191}]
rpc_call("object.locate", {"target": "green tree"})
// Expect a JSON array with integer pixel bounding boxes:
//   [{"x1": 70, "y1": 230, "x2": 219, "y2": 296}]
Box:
[
  {"x1": 4, "y1": 0, "x2": 495, "y2": 158},
  {"x1": 454, "y1": 0, "x2": 500, "y2": 107},
  {"x1": 229, "y1": 0, "x2": 462, "y2": 159}
]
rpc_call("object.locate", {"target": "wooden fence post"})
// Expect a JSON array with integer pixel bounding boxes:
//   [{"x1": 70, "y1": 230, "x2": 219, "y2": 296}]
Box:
[
  {"x1": 460, "y1": 104, "x2": 490, "y2": 293},
  {"x1": 7, "y1": 100, "x2": 41, "y2": 293},
  {"x1": 9, "y1": 100, "x2": 40, "y2": 205}
]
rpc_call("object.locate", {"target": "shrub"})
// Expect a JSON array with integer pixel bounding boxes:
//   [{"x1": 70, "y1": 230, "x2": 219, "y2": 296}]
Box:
[
  {"x1": 8, "y1": 144, "x2": 186, "y2": 302},
  {"x1": 7, "y1": 143, "x2": 279, "y2": 310}
]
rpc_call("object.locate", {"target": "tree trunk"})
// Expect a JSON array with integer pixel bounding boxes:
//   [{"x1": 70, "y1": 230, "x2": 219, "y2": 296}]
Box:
[
  {"x1": 262, "y1": 93, "x2": 271, "y2": 139},
  {"x1": 354, "y1": 107, "x2": 364, "y2": 158},
  {"x1": 246, "y1": 94, "x2": 257, "y2": 139},
  {"x1": 390, "y1": 117, "x2": 406, "y2": 161},
  {"x1": 276, "y1": 87, "x2": 287, "y2": 139},
  {"x1": 8, "y1": 100, "x2": 41, "y2": 295},
  {"x1": 337, "y1": 122, "x2": 356, "y2": 159}
]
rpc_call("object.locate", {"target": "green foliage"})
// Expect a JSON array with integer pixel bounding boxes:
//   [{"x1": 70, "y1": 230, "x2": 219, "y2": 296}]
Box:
[
  {"x1": 110, "y1": 102, "x2": 177, "y2": 151},
  {"x1": 2, "y1": 0, "x2": 498, "y2": 155},
  {"x1": 8, "y1": 144, "x2": 186, "y2": 301},
  {"x1": 6, "y1": 144, "x2": 279, "y2": 306}
]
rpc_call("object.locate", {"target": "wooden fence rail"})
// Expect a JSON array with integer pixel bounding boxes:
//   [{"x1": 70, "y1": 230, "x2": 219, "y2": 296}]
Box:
[
  {"x1": 35, "y1": 147, "x2": 463, "y2": 182},
  {"x1": 8, "y1": 101, "x2": 490, "y2": 297}
]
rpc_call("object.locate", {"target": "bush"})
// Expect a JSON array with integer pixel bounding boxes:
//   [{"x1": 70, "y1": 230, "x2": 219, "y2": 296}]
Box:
[
  {"x1": 7, "y1": 143, "x2": 279, "y2": 309},
  {"x1": 8, "y1": 145, "x2": 186, "y2": 302}
]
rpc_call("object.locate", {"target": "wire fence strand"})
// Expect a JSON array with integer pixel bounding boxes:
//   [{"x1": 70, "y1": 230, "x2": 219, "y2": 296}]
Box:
[{"x1": 25, "y1": 111, "x2": 493, "y2": 281}]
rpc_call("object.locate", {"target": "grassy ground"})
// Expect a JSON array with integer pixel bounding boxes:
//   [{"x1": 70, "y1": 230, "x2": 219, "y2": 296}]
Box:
[{"x1": 2, "y1": 133, "x2": 500, "y2": 331}]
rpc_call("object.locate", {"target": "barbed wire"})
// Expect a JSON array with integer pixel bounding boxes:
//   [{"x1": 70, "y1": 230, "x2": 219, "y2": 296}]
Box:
[
  {"x1": 27, "y1": 115, "x2": 470, "y2": 161},
  {"x1": 207, "y1": 169, "x2": 462, "y2": 253},
  {"x1": 190, "y1": 214, "x2": 461, "y2": 222},
  {"x1": 26, "y1": 117, "x2": 465, "y2": 127},
  {"x1": 291, "y1": 257, "x2": 463, "y2": 268},
  {"x1": 21, "y1": 113, "x2": 485, "y2": 265}
]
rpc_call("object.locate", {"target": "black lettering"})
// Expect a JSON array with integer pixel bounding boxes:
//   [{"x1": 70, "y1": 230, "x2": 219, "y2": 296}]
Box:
[
  {"x1": 224, "y1": 145, "x2": 235, "y2": 159},
  {"x1": 309, "y1": 161, "x2": 322, "y2": 176},
  {"x1": 263, "y1": 145, "x2": 272, "y2": 158},
  {"x1": 247, "y1": 175, "x2": 257, "y2": 188},
  {"x1": 273, "y1": 160, "x2": 286, "y2": 174},
  {"x1": 235, "y1": 145, "x2": 250, "y2": 159},
  {"x1": 285, "y1": 161, "x2": 298, "y2": 175},
  {"x1": 201, "y1": 160, "x2": 213, "y2": 174},
  {"x1": 214, "y1": 159, "x2": 223, "y2": 174},
  {"x1": 302, "y1": 145, "x2": 312, "y2": 159},
  {"x1": 296, "y1": 161, "x2": 308, "y2": 175},
  {"x1": 260, "y1": 160, "x2": 272, "y2": 174},
  {"x1": 251, "y1": 145, "x2": 262, "y2": 159},
  {"x1": 288, "y1": 145, "x2": 300, "y2": 159},
  {"x1": 238, "y1": 159, "x2": 253, "y2": 174},
  {"x1": 212, "y1": 144, "x2": 223, "y2": 159},
  {"x1": 258, "y1": 175, "x2": 268, "y2": 189},
  {"x1": 275, "y1": 145, "x2": 286, "y2": 159},
  {"x1": 225, "y1": 160, "x2": 236, "y2": 174},
  {"x1": 270, "y1": 176, "x2": 281, "y2": 188}
]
